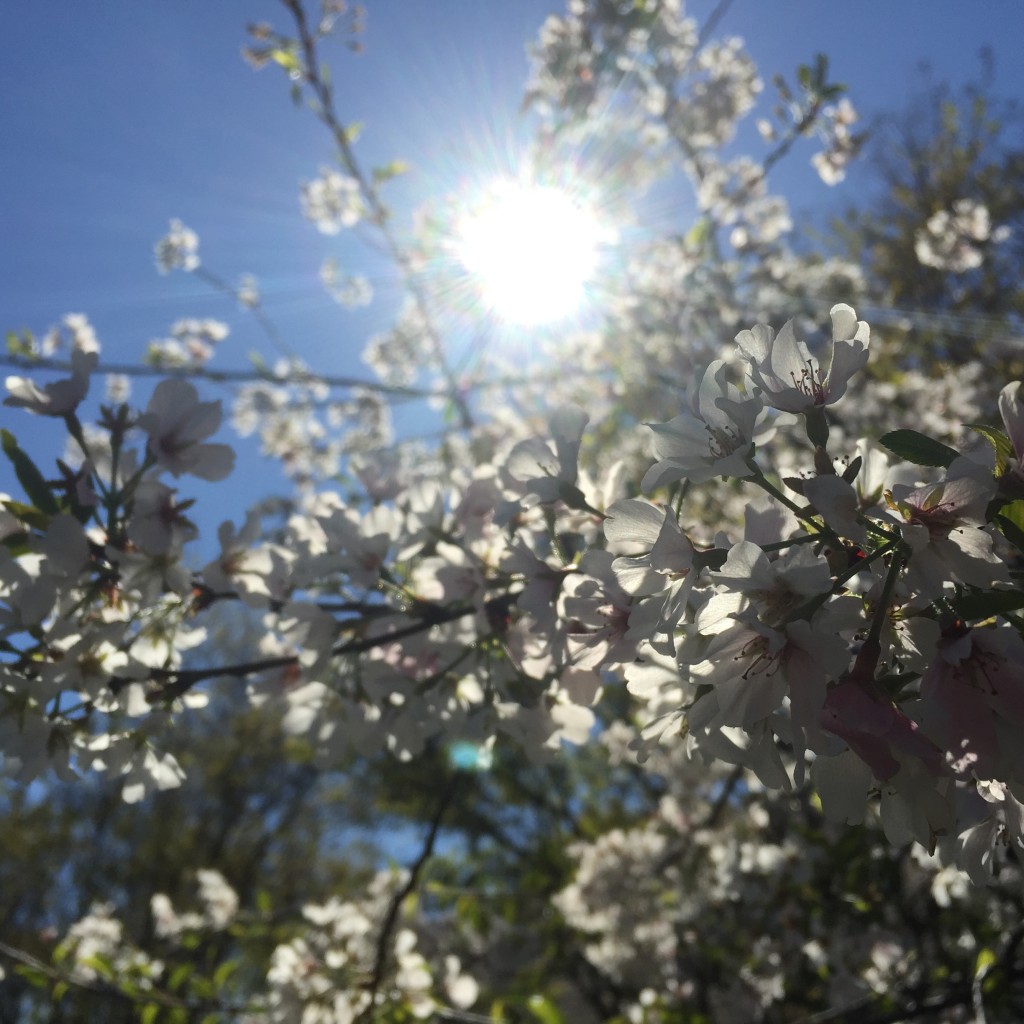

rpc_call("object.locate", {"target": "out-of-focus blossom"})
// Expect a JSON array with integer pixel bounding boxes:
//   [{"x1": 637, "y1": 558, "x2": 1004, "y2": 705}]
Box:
[
  {"x1": 5, "y1": 348, "x2": 97, "y2": 417},
  {"x1": 154, "y1": 218, "x2": 200, "y2": 273},
  {"x1": 300, "y1": 168, "x2": 366, "y2": 233},
  {"x1": 137, "y1": 379, "x2": 235, "y2": 480},
  {"x1": 914, "y1": 198, "x2": 1010, "y2": 273}
]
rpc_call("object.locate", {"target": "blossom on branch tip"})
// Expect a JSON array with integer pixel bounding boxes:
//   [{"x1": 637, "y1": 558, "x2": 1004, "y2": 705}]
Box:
[
  {"x1": 5, "y1": 348, "x2": 98, "y2": 417},
  {"x1": 641, "y1": 359, "x2": 768, "y2": 491},
  {"x1": 154, "y1": 218, "x2": 200, "y2": 274},
  {"x1": 736, "y1": 304, "x2": 869, "y2": 413},
  {"x1": 884, "y1": 457, "x2": 1007, "y2": 599},
  {"x1": 137, "y1": 379, "x2": 235, "y2": 480},
  {"x1": 919, "y1": 624, "x2": 1024, "y2": 781}
]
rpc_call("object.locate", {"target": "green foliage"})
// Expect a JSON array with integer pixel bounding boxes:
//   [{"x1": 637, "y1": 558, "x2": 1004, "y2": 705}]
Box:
[
  {"x1": 1, "y1": 429, "x2": 60, "y2": 517},
  {"x1": 878, "y1": 428, "x2": 959, "y2": 467},
  {"x1": 833, "y1": 58, "x2": 1024, "y2": 377}
]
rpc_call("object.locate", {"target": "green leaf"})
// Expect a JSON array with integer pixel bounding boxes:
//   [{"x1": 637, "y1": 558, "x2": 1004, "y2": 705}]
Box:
[
  {"x1": 248, "y1": 351, "x2": 271, "y2": 377},
  {"x1": 13, "y1": 964, "x2": 50, "y2": 989},
  {"x1": 1, "y1": 531, "x2": 31, "y2": 556},
  {"x1": 996, "y1": 500, "x2": 1024, "y2": 554},
  {"x1": 2, "y1": 499, "x2": 51, "y2": 531},
  {"x1": 168, "y1": 962, "x2": 193, "y2": 992},
  {"x1": 213, "y1": 959, "x2": 238, "y2": 987},
  {"x1": 372, "y1": 159, "x2": 410, "y2": 185},
  {"x1": 269, "y1": 47, "x2": 300, "y2": 73},
  {"x1": 2, "y1": 430, "x2": 60, "y2": 515},
  {"x1": 685, "y1": 217, "x2": 711, "y2": 248},
  {"x1": 80, "y1": 951, "x2": 115, "y2": 979},
  {"x1": 141, "y1": 1005, "x2": 161, "y2": 1024},
  {"x1": 966, "y1": 422, "x2": 1014, "y2": 475},
  {"x1": 879, "y1": 429, "x2": 959, "y2": 468},
  {"x1": 814, "y1": 53, "x2": 829, "y2": 86},
  {"x1": 954, "y1": 587, "x2": 1024, "y2": 621},
  {"x1": 527, "y1": 995, "x2": 565, "y2": 1024},
  {"x1": 52, "y1": 980, "x2": 69, "y2": 1002},
  {"x1": 975, "y1": 946, "x2": 997, "y2": 978},
  {"x1": 6, "y1": 329, "x2": 36, "y2": 358}
]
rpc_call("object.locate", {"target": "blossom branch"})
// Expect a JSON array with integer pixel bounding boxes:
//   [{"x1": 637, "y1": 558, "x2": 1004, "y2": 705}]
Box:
[
  {"x1": 121, "y1": 595, "x2": 515, "y2": 703},
  {"x1": 0, "y1": 939, "x2": 251, "y2": 1017},
  {"x1": 279, "y1": 0, "x2": 475, "y2": 430},
  {"x1": 358, "y1": 774, "x2": 464, "y2": 1021}
]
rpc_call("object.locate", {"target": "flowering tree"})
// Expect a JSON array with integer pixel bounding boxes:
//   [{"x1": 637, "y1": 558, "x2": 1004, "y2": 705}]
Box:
[{"x1": 3, "y1": 2, "x2": 1024, "y2": 1021}]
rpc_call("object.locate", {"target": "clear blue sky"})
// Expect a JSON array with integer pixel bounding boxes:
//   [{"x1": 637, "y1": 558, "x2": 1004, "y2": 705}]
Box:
[{"x1": 2, "y1": 2, "x2": 1022, "y2": 528}]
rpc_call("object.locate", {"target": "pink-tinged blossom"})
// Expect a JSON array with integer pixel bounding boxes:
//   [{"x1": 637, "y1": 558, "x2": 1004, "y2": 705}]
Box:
[
  {"x1": 919, "y1": 624, "x2": 1024, "y2": 781},
  {"x1": 954, "y1": 780, "x2": 1024, "y2": 885},
  {"x1": 642, "y1": 359, "x2": 768, "y2": 491},
  {"x1": 201, "y1": 513, "x2": 293, "y2": 608},
  {"x1": 885, "y1": 457, "x2": 1007, "y2": 599},
  {"x1": 736, "y1": 304, "x2": 869, "y2": 413},
  {"x1": 820, "y1": 679, "x2": 947, "y2": 783},
  {"x1": 313, "y1": 503, "x2": 397, "y2": 590},
  {"x1": 695, "y1": 540, "x2": 832, "y2": 636},
  {"x1": 604, "y1": 499, "x2": 694, "y2": 595},
  {"x1": 560, "y1": 550, "x2": 643, "y2": 671},
  {"x1": 999, "y1": 381, "x2": 1024, "y2": 456},
  {"x1": 877, "y1": 763, "x2": 957, "y2": 849},
  {"x1": 802, "y1": 474, "x2": 866, "y2": 542},
  {"x1": 684, "y1": 600, "x2": 853, "y2": 739},
  {"x1": 136, "y1": 379, "x2": 235, "y2": 481},
  {"x1": 85, "y1": 733, "x2": 186, "y2": 803},
  {"x1": 5, "y1": 349, "x2": 98, "y2": 417}
]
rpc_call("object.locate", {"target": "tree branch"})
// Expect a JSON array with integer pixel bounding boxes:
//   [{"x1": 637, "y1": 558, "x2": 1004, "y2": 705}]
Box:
[{"x1": 358, "y1": 774, "x2": 464, "y2": 1020}]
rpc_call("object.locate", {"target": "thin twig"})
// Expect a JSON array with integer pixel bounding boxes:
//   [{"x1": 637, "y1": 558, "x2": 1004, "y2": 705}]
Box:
[
  {"x1": 280, "y1": 0, "x2": 475, "y2": 430},
  {"x1": 107, "y1": 594, "x2": 513, "y2": 702},
  {"x1": 358, "y1": 775, "x2": 464, "y2": 1020},
  {"x1": 0, "y1": 939, "x2": 251, "y2": 1016},
  {"x1": 0, "y1": 352, "x2": 430, "y2": 401}
]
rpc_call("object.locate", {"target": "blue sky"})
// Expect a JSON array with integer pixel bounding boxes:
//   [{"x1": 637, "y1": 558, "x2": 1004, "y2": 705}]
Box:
[{"x1": 2, "y1": 2, "x2": 1022, "y2": 534}]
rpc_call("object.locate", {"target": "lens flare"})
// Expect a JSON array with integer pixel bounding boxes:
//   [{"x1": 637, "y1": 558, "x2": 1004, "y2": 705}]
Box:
[{"x1": 454, "y1": 180, "x2": 609, "y2": 326}]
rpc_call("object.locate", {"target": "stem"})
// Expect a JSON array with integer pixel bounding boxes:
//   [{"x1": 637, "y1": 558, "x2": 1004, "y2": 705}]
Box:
[
  {"x1": 358, "y1": 775, "x2": 463, "y2": 1021},
  {"x1": 192, "y1": 265, "x2": 298, "y2": 364},
  {"x1": 834, "y1": 536, "x2": 900, "y2": 591},
  {"x1": 110, "y1": 595, "x2": 512, "y2": 702},
  {"x1": 865, "y1": 545, "x2": 907, "y2": 651},
  {"x1": 746, "y1": 461, "x2": 839, "y2": 543},
  {"x1": 760, "y1": 533, "x2": 820, "y2": 553},
  {"x1": 783, "y1": 536, "x2": 902, "y2": 625}
]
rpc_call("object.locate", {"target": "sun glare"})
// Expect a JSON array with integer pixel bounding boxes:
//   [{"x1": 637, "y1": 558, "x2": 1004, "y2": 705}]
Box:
[{"x1": 454, "y1": 181, "x2": 609, "y2": 326}]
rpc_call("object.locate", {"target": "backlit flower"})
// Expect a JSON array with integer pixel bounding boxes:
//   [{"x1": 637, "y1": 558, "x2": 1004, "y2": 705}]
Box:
[{"x1": 736, "y1": 304, "x2": 869, "y2": 413}]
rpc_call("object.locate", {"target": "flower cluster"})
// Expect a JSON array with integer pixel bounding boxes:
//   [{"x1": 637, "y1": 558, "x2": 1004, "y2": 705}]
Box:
[
  {"x1": 5, "y1": 4, "x2": 1024, "y2": 1021},
  {"x1": 914, "y1": 197, "x2": 1011, "y2": 273}
]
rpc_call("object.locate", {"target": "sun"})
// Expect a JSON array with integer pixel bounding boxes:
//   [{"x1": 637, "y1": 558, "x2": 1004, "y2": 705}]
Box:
[{"x1": 454, "y1": 180, "x2": 610, "y2": 326}]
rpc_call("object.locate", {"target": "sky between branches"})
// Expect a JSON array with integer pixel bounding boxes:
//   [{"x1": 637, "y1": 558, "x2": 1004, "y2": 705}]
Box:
[{"x1": 2, "y1": 1, "x2": 1022, "y2": 531}]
